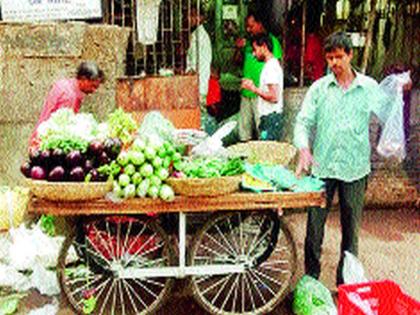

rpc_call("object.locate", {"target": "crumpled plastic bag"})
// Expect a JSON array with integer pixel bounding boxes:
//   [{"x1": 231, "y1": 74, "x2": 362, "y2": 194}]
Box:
[
  {"x1": 342, "y1": 251, "x2": 369, "y2": 284},
  {"x1": 191, "y1": 121, "x2": 237, "y2": 158},
  {"x1": 293, "y1": 275, "x2": 337, "y2": 315},
  {"x1": 0, "y1": 264, "x2": 32, "y2": 292},
  {"x1": 30, "y1": 263, "x2": 60, "y2": 296},
  {"x1": 377, "y1": 71, "x2": 411, "y2": 161},
  {"x1": 8, "y1": 224, "x2": 65, "y2": 270},
  {"x1": 27, "y1": 299, "x2": 59, "y2": 315},
  {"x1": 137, "y1": 111, "x2": 176, "y2": 145}
]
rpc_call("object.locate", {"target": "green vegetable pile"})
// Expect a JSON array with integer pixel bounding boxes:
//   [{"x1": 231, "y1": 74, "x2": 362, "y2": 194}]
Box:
[
  {"x1": 106, "y1": 108, "x2": 138, "y2": 145},
  {"x1": 105, "y1": 137, "x2": 183, "y2": 201},
  {"x1": 174, "y1": 157, "x2": 245, "y2": 178}
]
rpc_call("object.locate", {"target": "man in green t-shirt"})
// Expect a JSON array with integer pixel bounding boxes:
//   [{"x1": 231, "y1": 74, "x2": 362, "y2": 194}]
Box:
[{"x1": 234, "y1": 12, "x2": 283, "y2": 141}]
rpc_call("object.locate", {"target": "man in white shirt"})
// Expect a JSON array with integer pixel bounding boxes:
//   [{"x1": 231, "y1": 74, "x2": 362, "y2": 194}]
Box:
[
  {"x1": 186, "y1": 7, "x2": 215, "y2": 134},
  {"x1": 241, "y1": 35, "x2": 284, "y2": 140}
]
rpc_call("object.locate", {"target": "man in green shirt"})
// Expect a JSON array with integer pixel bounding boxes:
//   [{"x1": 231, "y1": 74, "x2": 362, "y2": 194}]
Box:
[
  {"x1": 235, "y1": 12, "x2": 283, "y2": 141},
  {"x1": 293, "y1": 32, "x2": 387, "y2": 286}
]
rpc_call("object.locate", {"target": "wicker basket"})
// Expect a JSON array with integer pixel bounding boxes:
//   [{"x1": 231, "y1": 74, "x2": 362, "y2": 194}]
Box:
[
  {"x1": 166, "y1": 176, "x2": 241, "y2": 197},
  {"x1": 26, "y1": 180, "x2": 112, "y2": 201},
  {"x1": 227, "y1": 141, "x2": 297, "y2": 166}
]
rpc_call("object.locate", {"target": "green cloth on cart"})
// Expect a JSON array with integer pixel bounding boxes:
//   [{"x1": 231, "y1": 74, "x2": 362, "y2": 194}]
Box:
[{"x1": 243, "y1": 164, "x2": 324, "y2": 192}]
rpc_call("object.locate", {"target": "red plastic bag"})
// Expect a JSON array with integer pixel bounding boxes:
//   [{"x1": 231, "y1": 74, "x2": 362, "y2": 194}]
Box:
[{"x1": 338, "y1": 280, "x2": 420, "y2": 315}]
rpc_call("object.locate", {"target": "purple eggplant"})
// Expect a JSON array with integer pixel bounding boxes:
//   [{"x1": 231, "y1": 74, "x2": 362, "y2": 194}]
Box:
[
  {"x1": 88, "y1": 140, "x2": 104, "y2": 158},
  {"x1": 20, "y1": 161, "x2": 32, "y2": 178},
  {"x1": 66, "y1": 151, "x2": 84, "y2": 169},
  {"x1": 30, "y1": 166, "x2": 46, "y2": 180},
  {"x1": 84, "y1": 159, "x2": 94, "y2": 173},
  {"x1": 51, "y1": 148, "x2": 65, "y2": 166},
  {"x1": 48, "y1": 166, "x2": 66, "y2": 182},
  {"x1": 29, "y1": 150, "x2": 42, "y2": 166},
  {"x1": 98, "y1": 152, "x2": 110, "y2": 166},
  {"x1": 69, "y1": 167, "x2": 85, "y2": 182}
]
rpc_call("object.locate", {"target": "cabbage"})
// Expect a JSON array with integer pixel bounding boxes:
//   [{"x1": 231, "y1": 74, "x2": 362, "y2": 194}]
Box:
[
  {"x1": 124, "y1": 184, "x2": 136, "y2": 199},
  {"x1": 156, "y1": 168, "x2": 169, "y2": 181},
  {"x1": 152, "y1": 156, "x2": 163, "y2": 168},
  {"x1": 117, "y1": 152, "x2": 130, "y2": 167},
  {"x1": 147, "y1": 186, "x2": 159, "y2": 199},
  {"x1": 124, "y1": 164, "x2": 136, "y2": 176},
  {"x1": 118, "y1": 174, "x2": 131, "y2": 187},
  {"x1": 159, "y1": 185, "x2": 175, "y2": 202},
  {"x1": 136, "y1": 179, "x2": 150, "y2": 198},
  {"x1": 132, "y1": 138, "x2": 146, "y2": 152},
  {"x1": 150, "y1": 175, "x2": 162, "y2": 187},
  {"x1": 144, "y1": 147, "x2": 156, "y2": 161},
  {"x1": 131, "y1": 172, "x2": 142, "y2": 186},
  {"x1": 128, "y1": 151, "x2": 145, "y2": 166},
  {"x1": 140, "y1": 163, "x2": 154, "y2": 178}
]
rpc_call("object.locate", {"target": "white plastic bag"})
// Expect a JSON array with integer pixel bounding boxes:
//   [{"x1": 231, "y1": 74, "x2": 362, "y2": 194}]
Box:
[
  {"x1": 377, "y1": 71, "x2": 411, "y2": 161},
  {"x1": 30, "y1": 263, "x2": 60, "y2": 296},
  {"x1": 9, "y1": 224, "x2": 65, "y2": 270},
  {"x1": 191, "y1": 121, "x2": 237, "y2": 158},
  {"x1": 27, "y1": 299, "x2": 59, "y2": 315},
  {"x1": 342, "y1": 251, "x2": 369, "y2": 284}
]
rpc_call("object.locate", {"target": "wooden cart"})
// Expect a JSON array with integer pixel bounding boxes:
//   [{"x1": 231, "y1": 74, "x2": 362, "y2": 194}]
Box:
[{"x1": 29, "y1": 191, "x2": 325, "y2": 315}]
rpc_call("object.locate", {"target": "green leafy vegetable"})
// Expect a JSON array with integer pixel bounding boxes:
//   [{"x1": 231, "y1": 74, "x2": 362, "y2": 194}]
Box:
[
  {"x1": 106, "y1": 109, "x2": 138, "y2": 145},
  {"x1": 176, "y1": 157, "x2": 245, "y2": 178},
  {"x1": 39, "y1": 214, "x2": 56, "y2": 236}
]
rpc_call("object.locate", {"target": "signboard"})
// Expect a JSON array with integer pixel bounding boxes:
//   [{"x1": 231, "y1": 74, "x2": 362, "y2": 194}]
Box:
[{"x1": 1, "y1": 0, "x2": 102, "y2": 22}]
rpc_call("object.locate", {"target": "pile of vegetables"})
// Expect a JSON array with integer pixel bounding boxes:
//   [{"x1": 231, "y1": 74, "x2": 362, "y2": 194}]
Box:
[
  {"x1": 173, "y1": 156, "x2": 245, "y2": 178},
  {"x1": 21, "y1": 137, "x2": 122, "y2": 182},
  {"x1": 105, "y1": 137, "x2": 182, "y2": 202},
  {"x1": 20, "y1": 108, "x2": 134, "y2": 182}
]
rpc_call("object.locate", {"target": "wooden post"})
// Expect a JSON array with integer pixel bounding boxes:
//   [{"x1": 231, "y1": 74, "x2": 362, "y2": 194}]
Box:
[
  {"x1": 299, "y1": 1, "x2": 306, "y2": 87},
  {"x1": 361, "y1": 0, "x2": 378, "y2": 74}
]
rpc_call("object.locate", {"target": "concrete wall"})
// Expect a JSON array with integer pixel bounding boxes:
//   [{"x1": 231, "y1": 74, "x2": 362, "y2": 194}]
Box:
[{"x1": 0, "y1": 22, "x2": 130, "y2": 186}]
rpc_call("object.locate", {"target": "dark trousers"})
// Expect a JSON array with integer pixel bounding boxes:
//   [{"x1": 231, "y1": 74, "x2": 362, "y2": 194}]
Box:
[{"x1": 304, "y1": 176, "x2": 368, "y2": 286}]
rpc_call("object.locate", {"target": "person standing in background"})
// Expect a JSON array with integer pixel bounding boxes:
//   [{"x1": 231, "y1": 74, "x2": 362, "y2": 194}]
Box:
[
  {"x1": 186, "y1": 6, "x2": 214, "y2": 134},
  {"x1": 29, "y1": 61, "x2": 104, "y2": 151},
  {"x1": 234, "y1": 11, "x2": 283, "y2": 141},
  {"x1": 241, "y1": 35, "x2": 284, "y2": 140}
]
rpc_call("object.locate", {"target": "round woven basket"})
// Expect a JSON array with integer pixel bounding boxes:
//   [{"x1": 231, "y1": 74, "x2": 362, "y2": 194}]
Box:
[
  {"x1": 26, "y1": 180, "x2": 112, "y2": 201},
  {"x1": 166, "y1": 176, "x2": 241, "y2": 197},
  {"x1": 227, "y1": 141, "x2": 297, "y2": 166}
]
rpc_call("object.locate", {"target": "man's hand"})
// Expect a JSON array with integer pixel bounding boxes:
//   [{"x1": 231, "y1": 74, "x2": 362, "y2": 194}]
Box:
[
  {"x1": 295, "y1": 147, "x2": 317, "y2": 178},
  {"x1": 241, "y1": 79, "x2": 256, "y2": 93}
]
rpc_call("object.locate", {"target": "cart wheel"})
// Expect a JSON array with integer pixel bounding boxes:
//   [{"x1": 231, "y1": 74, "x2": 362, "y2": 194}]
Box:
[
  {"x1": 58, "y1": 215, "x2": 174, "y2": 315},
  {"x1": 189, "y1": 211, "x2": 296, "y2": 315}
]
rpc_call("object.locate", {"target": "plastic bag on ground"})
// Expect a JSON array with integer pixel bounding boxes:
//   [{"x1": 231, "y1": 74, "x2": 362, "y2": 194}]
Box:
[
  {"x1": 0, "y1": 264, "x2": 31, "y2": 292},
  {"x1": 27, "y1": 299, "x2": 59, "y2": 315},
  {"x1": 377, "y1": 71, "x2": 411, "y2": 161},
  {"x1": 9, "y1": 225, "x2": 65, "y2": 270},
  {"x1": 342, "y1": 251, "x2": 369, "y2": 284},
  {"x1": 293, "y1": 275, "x2": 337, "y2": 315},
  {"x1": 30, "y1": 263, "x2": 60, "y2": 296}
]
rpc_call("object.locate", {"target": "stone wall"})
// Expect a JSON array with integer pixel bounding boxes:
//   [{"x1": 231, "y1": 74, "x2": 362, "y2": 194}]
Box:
[{"x1": 0, "y1": 22, "x2": 130, "y2": 186}]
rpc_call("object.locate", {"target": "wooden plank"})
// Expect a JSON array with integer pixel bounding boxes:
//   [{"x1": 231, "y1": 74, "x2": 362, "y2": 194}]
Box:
[{"x1": 28, "y1": 191, "x2": 325, "y2": 216}]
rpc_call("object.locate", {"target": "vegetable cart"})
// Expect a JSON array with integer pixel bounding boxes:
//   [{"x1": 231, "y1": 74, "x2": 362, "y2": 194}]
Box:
[{"x1": 28, "y1": 190, "x2": 325, "y2": 315}]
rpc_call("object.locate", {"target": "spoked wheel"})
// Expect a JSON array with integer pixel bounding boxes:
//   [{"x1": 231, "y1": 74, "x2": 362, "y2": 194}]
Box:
[
  {"x1": 189, "y1": 211, "x2": 296, "y2": 315},
  {"x1": 58, "y1": 215, "x2": 174, "y2": 315}
]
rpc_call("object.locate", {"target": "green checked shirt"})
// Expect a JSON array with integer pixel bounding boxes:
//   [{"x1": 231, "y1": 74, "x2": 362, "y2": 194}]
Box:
[{"x1": 294, "y1": 72, "x2": 387, "y2": 182}]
